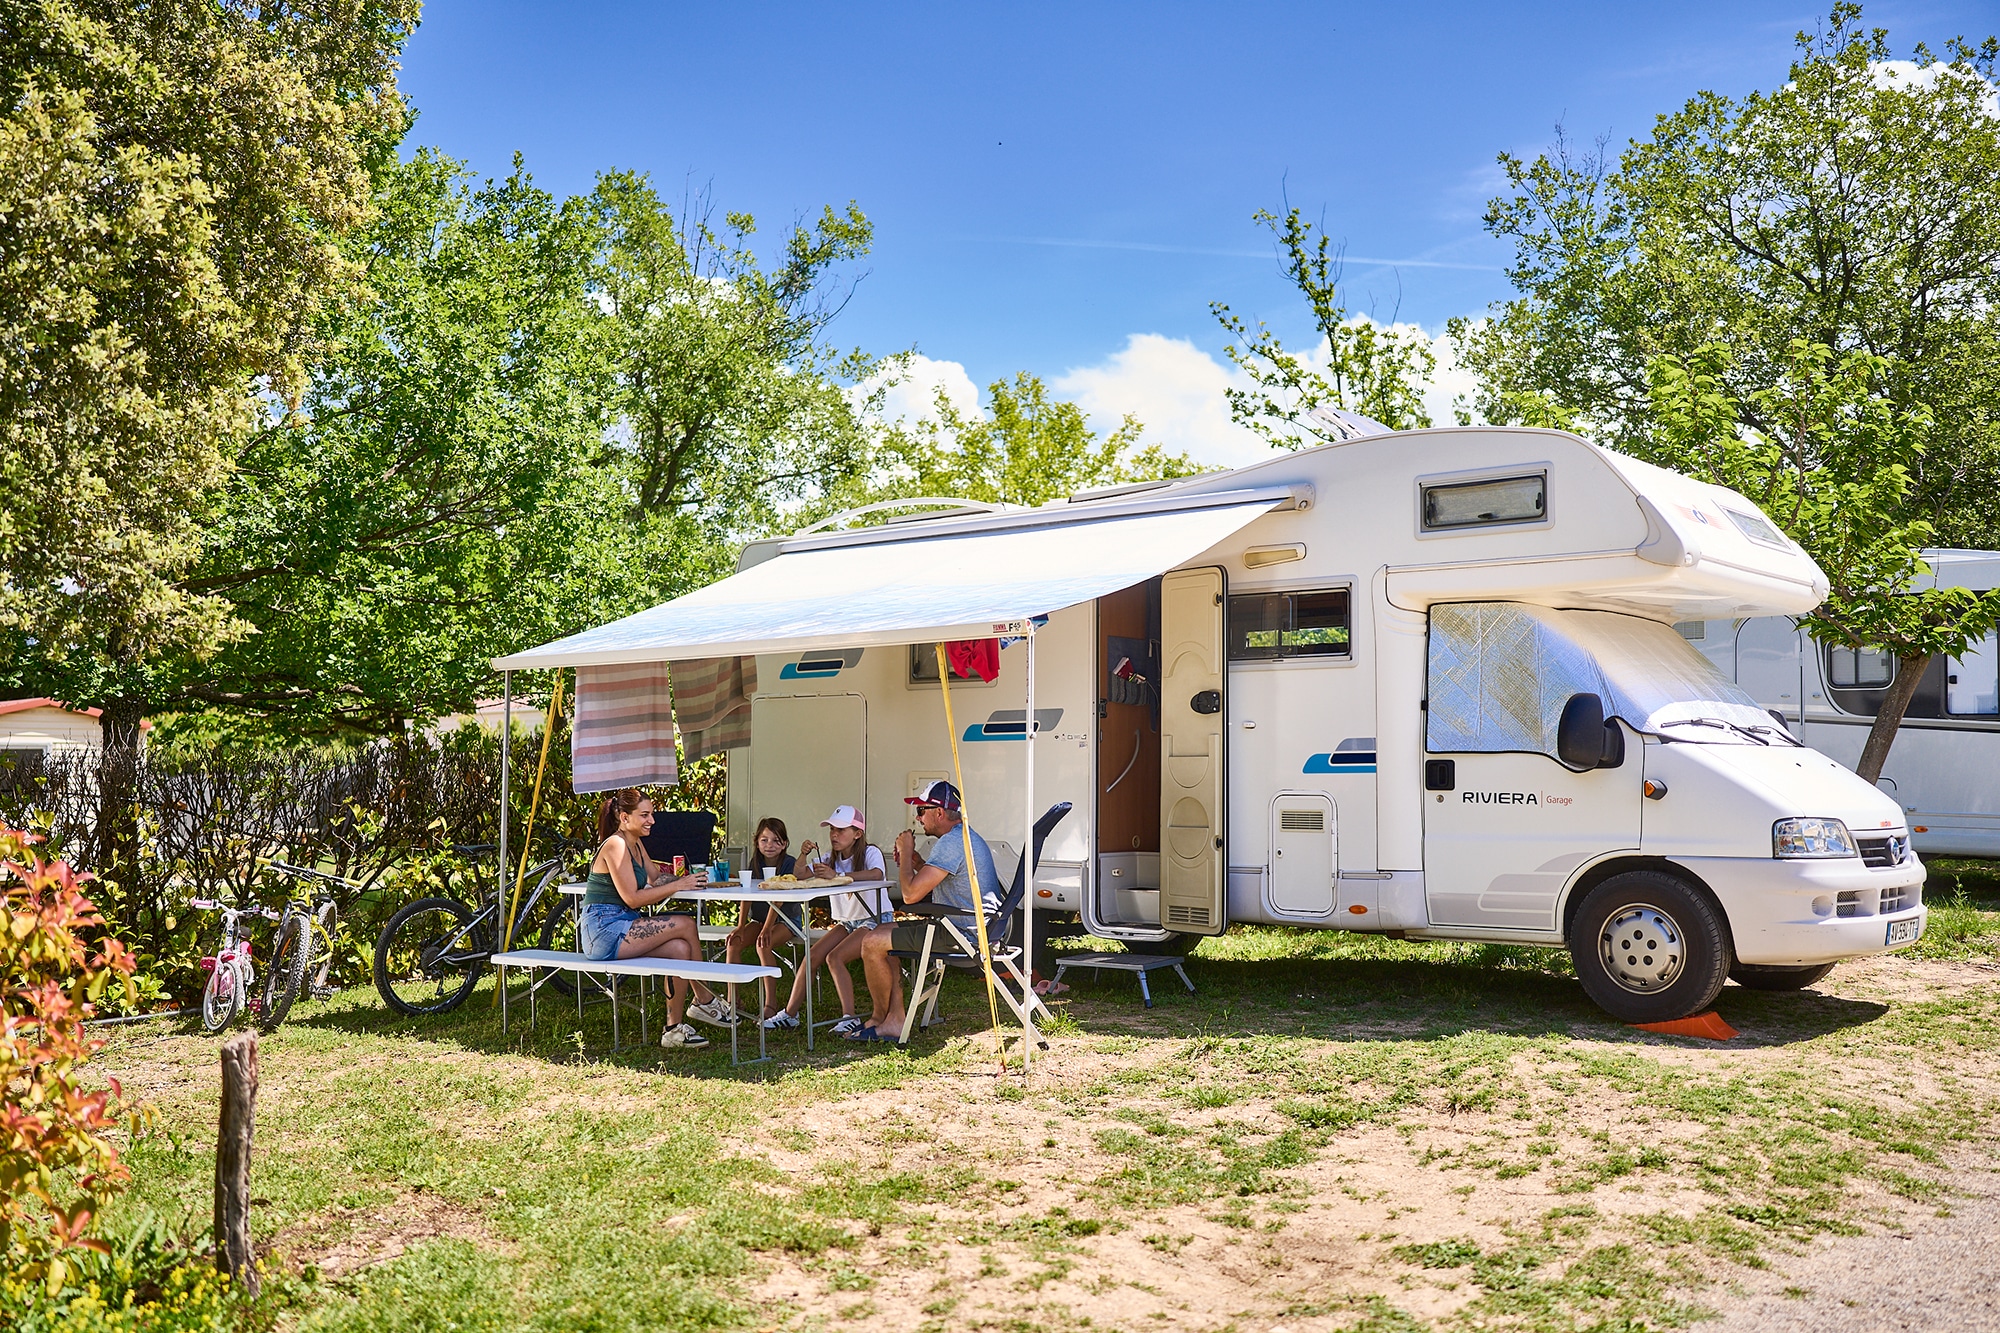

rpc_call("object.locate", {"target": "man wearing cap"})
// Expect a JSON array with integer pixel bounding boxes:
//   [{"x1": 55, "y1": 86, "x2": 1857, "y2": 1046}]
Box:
[{"x1": 855, "y1": 780, "x2": 1000, "y2": 1041}]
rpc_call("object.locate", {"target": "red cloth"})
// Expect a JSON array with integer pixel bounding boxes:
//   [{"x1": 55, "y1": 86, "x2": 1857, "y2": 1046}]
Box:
[{"x1": 946, "y1": 638, "x2": 1000, "y2": 683}]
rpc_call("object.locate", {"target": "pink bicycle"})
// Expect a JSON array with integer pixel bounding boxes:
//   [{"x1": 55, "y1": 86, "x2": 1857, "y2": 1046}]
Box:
[{"x1": 192, "y1": 898, "x2": 282, "y2": 1034}]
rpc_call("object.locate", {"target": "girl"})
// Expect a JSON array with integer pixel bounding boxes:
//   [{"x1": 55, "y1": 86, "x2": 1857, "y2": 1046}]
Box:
[
  {"x1": 724, "y1": 816, "x2": 798, "y2": 1020},
  {"x1": 578, "y1": 789, "x2": 736, "y2": 1048},
  {"x1": 762, "y1": 804, "x2": 888, "y2": 1036}
]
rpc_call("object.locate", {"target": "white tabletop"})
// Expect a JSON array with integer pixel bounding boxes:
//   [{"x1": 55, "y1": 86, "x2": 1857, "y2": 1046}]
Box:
[{"x1": 672, "y1": 884, "x2": 843, "y2": 904}]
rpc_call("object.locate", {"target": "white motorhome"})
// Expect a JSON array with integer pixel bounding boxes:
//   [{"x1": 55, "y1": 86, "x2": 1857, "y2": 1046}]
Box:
[
  {"x1": 499, "y1": 426, "x2": 1927, "y2": 1023},
  {"x1": 1687, "y1": 549, "x2": 2000, "y2": 859}
]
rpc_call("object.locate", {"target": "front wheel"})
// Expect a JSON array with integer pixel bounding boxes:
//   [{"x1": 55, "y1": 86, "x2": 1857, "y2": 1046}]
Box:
[
  {"x1": 374, "y1": 896, "x2": 485, "y2": 1016},
  {"x1": 1730, "y1": 962, "x2": 1836, "y2": 991},
  {"x1": 202, "y1": 958, "x2": 241, "y2": 1034},
  {"x1": 1569, "y1": 871, "x2": 1731, "y2": 1023},
  {"x1": 259, "y1": 914, "x2": 310, "y2": 1032}
]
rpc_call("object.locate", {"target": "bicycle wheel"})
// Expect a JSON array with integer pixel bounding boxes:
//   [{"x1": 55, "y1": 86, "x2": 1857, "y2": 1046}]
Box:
[
  {"x1": 202, "y1": 957, "x2": 240, "y2": 1033},
  {"x1": 374, "y1": 896, "x2": 485, "y2": 1015},
  {"x1": 308, "y1": 903, "x2": 338, "y2": 998},
  {"x1": 259, "y1": 913, "x2": 310, "y2": 1032}
]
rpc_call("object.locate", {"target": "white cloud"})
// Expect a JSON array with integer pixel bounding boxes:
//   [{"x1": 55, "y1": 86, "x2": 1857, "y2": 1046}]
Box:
[
  {"x1": 1054, "y1": 334, "x2": 1272, "y2": 470},
  {"x1": 861, "y1": 353, "x2": 982, "y2": 425}
]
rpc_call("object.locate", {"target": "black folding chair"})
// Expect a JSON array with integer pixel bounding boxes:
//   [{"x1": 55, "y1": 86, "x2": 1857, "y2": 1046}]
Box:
[
  {"x1": 641, "y1": 810, "x2": 717, "y2": 870},
  {"x1": 891, "y1": 801, "x2": 1072, "y2": 1044}
]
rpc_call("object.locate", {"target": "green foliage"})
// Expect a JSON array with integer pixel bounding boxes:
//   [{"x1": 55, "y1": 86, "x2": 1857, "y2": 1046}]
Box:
[
  {"x1": 828, "y1": 371, "x2": 1202, "y2": 518},
  {"x1": 1213, "y1": 207, "x2": 1437, "y2": 443},
  {"x1": 0, "y1": 0, "x2": 417, "y2": 690},
  {"x1": 0, "y1": 829, "x2": 147, "y2": 1290},
  {"x1": 0, "y1": 1213, "x2": 300, "y2": 1333}
]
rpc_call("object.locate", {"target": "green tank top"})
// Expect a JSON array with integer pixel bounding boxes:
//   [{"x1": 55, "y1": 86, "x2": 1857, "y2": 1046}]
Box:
[{"x1": 580, "y1": 868, "x2": 630, "y2": 908}]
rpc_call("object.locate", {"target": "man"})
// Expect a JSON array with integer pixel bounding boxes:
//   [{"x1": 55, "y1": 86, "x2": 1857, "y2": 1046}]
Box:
[{"x1": 856, "y1": 779, "x2": 1000, "y2": 1041}]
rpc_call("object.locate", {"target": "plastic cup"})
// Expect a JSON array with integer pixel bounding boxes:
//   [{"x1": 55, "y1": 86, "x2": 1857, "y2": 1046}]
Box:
[
  {"x1": 739, "y1": 871, "x2": 754, "y2": 888},
  {"x1": 762, "y1": 867, "x2": 777, "y2": 881}
]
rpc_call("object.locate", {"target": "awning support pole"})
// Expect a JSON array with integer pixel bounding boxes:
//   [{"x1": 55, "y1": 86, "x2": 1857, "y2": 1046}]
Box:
[
  {"x1": 499, "y1": 671, "x2": 512, "y2": 954},
  {"x1": 935, "y1": 645, "x2": 1006, "y2": 1068},
  {"x1": 1021, "y1": 622, "x2": 1038, "y2": 1068}
]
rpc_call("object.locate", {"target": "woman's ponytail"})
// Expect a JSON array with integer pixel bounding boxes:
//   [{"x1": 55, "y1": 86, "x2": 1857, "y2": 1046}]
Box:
[{"x1": 597, "y1": 788, "x2": 643, "y2": 842}]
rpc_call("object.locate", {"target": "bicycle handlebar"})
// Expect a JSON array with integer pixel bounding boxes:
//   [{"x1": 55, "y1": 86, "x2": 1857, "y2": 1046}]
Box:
[{"x1": 189, "y1": 899, "x2": 281, "y2": 919}]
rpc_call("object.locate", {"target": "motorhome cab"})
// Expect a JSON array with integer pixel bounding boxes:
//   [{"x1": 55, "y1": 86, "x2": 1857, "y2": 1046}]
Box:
[
  {"x1": 501, "y1": 426, "x2": 1928, "y2": 1024},
  {"x1": 1685, "y1": 550, "x2": 2000, "y2": 859}
]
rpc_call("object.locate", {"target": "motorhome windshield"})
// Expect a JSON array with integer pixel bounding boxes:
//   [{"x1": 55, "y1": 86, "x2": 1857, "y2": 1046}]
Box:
[{"x1": 1428, "y1": 603, "x2": 1791, "y2": 759}]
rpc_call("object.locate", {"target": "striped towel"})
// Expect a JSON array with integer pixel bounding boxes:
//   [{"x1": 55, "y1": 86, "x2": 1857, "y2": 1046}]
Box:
[
  {"x1": 571, "y1": 663, "x2": 680, "y2": 793},
  {"x1": 670, "y1": 656, "x2": 757, "y2": 761}
]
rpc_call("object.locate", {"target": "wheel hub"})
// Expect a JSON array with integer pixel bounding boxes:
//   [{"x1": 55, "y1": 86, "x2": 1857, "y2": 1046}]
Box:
[{"x1": 1599, "y1": 904, "x2": 1686, "y2": 994}]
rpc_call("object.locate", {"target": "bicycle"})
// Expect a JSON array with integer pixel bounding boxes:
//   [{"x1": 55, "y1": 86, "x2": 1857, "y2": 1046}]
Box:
[
  {"x1": 373, "y1": 837, "x2": 587, "y2": 1016},
  {"x1": 191, "y1": 898, "x2": 283, "y2": 1034},
  {"x1": 259, "y1": 862, "x2": 349, "y2": 1032}
]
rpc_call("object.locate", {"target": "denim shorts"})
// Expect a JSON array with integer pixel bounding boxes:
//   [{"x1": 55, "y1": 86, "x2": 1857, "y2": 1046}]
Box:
[{"x1": 579, "y1": 902, "x2": 641, "y2": 961}]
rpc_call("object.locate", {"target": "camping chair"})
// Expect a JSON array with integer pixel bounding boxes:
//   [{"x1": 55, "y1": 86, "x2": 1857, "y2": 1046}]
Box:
[{"x1": 891, "y1": 801, "x2": 1072, "y2": 1044}]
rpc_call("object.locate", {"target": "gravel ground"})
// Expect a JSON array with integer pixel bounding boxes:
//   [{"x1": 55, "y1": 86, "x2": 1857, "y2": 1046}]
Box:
[{"x1": 1707, "y1": 1171, "x2": 2000, "y2": 1332}]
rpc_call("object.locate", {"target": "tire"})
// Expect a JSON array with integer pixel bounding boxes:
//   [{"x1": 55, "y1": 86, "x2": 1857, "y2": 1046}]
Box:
[
  {"x1": 1730, "y1": 962, "x2": 1836, "y2": 991},
  {"x1": 202, "y1": 957, "x2": 240, "y2": 1034},
  {"x1": 259, "y1": 913, "x2": 310, "y2": 1032},
  {"x1": 1154, "y1": 932, "x2": 1198, "y2": 957},
  {"x1": 307, "y1": 904, "x2": 338, "y2": 998},
  {"x1": 374, "y1": 896, "x2": 484, "y2": 1016},
  {"x1": 1569, "y1": 870, "x2": 1731, "y2": 1023}
]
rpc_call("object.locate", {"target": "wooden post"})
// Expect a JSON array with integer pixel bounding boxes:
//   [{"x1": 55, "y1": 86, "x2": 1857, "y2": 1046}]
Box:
[{"x1": 214, "y1": 1032, "x2": 259, "y2": 1294}]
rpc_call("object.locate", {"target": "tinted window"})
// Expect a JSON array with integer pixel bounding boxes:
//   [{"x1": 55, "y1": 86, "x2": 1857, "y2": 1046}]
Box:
[
  {"x1": 1422, "y1": 474, "x2": 1546, "y2": 530},
  {"x1": 1828, "y1": 645, "x2": 1894, "y2": 689},
  {"x1": 1229, "y1": 589, "x2": 1350, "y2": 661}
]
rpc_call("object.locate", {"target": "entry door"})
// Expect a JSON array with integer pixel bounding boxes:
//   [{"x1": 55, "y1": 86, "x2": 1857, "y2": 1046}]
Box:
[
  {"x1": 1270, "y1": 794, "x2": 1336, "y2": 916},
  {"x1": 1422, "y1": 746, "x2": 1639, "y2": 930},
  {"x1": 1160, "y1": 567, "x2": 1226, "y2": 934}
]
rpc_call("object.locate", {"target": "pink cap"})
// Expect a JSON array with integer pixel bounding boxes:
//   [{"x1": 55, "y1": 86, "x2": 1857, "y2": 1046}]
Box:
[{"x1": 822, "y1": 804, "x2": 865, "y2": 831}]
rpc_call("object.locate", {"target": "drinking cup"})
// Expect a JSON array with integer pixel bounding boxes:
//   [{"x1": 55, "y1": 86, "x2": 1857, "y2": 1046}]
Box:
[{"x1": 762, "y1": 867, "x2": 777, "y2": 881}]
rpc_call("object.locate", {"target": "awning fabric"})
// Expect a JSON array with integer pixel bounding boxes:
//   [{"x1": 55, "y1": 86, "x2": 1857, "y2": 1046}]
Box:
[{"x1": 495, "y1": 498, "x2": 1279, "y2": 669}]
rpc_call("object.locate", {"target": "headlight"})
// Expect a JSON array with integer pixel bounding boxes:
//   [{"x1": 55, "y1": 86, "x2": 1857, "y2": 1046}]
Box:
[{"x1": 1772, "y1": 817, "x2": 1858, "y2": 859}]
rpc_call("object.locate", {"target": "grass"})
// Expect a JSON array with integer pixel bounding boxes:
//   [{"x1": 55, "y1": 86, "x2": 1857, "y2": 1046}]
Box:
[{"x1": 79, "y1": 868, "x2": 2000, "y2": 1332}]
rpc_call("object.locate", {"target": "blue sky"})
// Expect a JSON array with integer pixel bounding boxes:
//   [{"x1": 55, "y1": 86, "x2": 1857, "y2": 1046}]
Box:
[{"x1": 400, "y1": 1, "x2": 1995, "y2": 465}]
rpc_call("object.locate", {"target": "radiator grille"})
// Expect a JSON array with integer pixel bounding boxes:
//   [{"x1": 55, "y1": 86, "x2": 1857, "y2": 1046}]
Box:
[
  {"x1": 1279, "y1": 809, "x2": 1326, "y2": 832},
  {"x1": 1858, "y1": 835, "x2": 1910, "y2": 869},
  {"x1": 1168, "y1": 905, "x2": 1211, "y2": 927},
  {"x1": 1879, "y1": 882, "x2": 1920, "y2": 915}
]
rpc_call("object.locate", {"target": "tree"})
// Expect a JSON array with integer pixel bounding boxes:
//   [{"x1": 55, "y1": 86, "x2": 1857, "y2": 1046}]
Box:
[
  {"x1": 1453, "y1": 3, "x2": 2000, "y2": 776},
  {"x1": 1212, "y1": 207, "x2": 1437, "y2": 445},
  {"x1": 829, "y1": 372, "x2": 1203, "y2": 517},
  {"x1": 1646, "y1": 341, "x2": 2000, "y2": 780},
  {"x1": 591, "y1": 172, "x2": 882, "y2": 535},
  {"x1": 0, "y1": 0, "x2": 419, "y2": 743}
]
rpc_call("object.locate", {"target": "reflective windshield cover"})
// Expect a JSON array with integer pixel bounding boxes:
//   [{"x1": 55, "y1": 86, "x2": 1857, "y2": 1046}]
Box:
[{"x1": 1427, "y1": 602, "x2": 1777, "y2": 756}]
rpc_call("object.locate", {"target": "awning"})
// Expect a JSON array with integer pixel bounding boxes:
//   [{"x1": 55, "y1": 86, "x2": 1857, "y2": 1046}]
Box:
[{"x1": 494, "y1": 491, "x2": 1286, "y2": 669}]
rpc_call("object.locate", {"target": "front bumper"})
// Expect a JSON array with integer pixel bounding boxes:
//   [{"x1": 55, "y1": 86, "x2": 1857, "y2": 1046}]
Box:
[{"x1": 1674, "y1": 854, "x2": 1927, "y2": 966}]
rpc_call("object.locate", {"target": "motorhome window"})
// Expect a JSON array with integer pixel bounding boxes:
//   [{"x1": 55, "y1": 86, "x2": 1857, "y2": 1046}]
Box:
[
  {"x1": 1725, "y1": 508, "x2": 1788, "y2": 549},
  {"x1": 1947, "y1": 633, "x2": 2000, "y2": 715},
  {"x1": 1228, "y1": 589, "x2": 1350, "y2": 661},
  {"x1": 1827, "y1": 644, "x2": 1895, "y2": 689},
  {"x1": 1421, "y1": 473, "x2": 1545, "y2": 530},
  {"x1": 908, "y1": 644, "x2": 986, "y2": 685}
]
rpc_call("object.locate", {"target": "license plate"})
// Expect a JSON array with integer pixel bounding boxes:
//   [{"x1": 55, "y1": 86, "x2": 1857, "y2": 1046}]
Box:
[{"x1": 1885, "y1": 916, "x2": 1923, "y2": 946}]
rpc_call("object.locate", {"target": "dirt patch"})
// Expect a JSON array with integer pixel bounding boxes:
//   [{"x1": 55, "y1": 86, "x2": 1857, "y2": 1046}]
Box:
[{"x1": 275, "y1": 1187, "x2": 506, "y2": 1279}]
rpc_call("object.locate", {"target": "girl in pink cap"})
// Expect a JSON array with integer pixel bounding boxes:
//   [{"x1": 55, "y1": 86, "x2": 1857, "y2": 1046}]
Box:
[{"x1": 762, "y1": 804, "x2": 889, "y2": 1034}]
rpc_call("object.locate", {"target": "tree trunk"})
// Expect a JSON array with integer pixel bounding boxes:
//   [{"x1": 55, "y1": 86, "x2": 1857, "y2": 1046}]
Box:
[
  {"x1": 1854, "y1": 653, "x2": 1930, "y2": 785},
  {"x1": 214, "y1": 1032, "x2": 260, "y2": 1295},
  {"x1": 94, "y1": 696, "x2": 147, "y2": 942}
]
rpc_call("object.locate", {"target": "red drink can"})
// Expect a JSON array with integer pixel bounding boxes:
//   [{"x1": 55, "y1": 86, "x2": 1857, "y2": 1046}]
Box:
[{"x1": 672, "y1": 855, "x2": 686, "y2": 877}]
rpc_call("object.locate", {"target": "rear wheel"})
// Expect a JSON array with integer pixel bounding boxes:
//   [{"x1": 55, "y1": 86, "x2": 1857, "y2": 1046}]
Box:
[
  {"x1": 202, "y1": 958, "x2": 240, "y2": 1033},
  {"x1": 1569, "y1": 871, "x2": 1731, "y2": 1023},
  {"x1": 259, "y1": 914, "x2": 310, "y2": 1031},
  {"x1": 1730, "y1": 962, "x2": 1836, "y2": 991},
  {"x1": 374, "y1": 896, "x2": 484, "y2": 1015}
]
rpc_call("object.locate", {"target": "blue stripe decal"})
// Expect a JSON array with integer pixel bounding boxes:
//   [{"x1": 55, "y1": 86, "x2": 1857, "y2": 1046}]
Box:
[
  {"x1": 1305, "y1": 753, "x2": 1377, "y2": 774},
  {"x1": 779, "y1": 662, "x2": 844, "y2": 679}
]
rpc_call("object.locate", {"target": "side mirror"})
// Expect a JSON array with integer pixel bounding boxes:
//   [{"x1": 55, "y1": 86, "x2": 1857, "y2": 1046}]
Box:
[{"x1": 1557, "y1": 693, "x2": 1624, "y2": 770}]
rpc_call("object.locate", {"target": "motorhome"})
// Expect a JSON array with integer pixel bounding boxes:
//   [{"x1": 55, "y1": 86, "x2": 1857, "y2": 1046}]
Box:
[
  {"x1": 1686, "y1": 549, "x2": 2000, "y2": 859},
  {"x1": 499, "y1": 426, "x2": 1928, "y2": 1023}
]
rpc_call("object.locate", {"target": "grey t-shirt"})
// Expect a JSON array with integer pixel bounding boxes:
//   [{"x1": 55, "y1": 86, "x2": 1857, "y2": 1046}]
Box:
[{"x1": 923, "y1": 820, "x2": 1001, "y2": 920}]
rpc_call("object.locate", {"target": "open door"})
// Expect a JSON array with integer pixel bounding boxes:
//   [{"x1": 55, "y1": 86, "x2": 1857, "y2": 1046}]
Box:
[{"x1": 1160, "y1": 567, "x2": 1226, "y2": 934}]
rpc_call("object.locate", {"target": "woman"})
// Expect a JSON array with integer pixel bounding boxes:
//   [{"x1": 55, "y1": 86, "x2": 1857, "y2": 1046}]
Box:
[
  {"x1": 579, "y1": 789, "x2": 735, "y2": 1048},
  {"x1": 762, "y1": 804, "x2": 888, "y2": 1036},
  {"x1": 724, "y1": 816, "x2": 798, "y2": 1020}
]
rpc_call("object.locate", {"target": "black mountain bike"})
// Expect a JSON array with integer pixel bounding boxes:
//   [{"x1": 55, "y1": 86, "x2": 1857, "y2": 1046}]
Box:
[
  {"x1": 259, "y1": 862, "x2": 349, "y2": 1032},
  {"x1": 373, "y1": 838, "x2": 585, "y2": 1016}
]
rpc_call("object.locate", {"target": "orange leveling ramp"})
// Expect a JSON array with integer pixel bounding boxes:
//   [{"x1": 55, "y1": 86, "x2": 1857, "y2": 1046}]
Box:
[{"x1": 1630, "y1": 1012, "x2": 1738, "y2": 1041}]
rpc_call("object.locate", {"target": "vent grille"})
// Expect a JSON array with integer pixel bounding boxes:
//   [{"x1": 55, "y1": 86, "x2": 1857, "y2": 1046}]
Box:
[
  {"x1": 1879, "y1": 883, "x2": 1920, "y2": 915},
  {"x1": 1168, "y1": 905, "x2": 1212, "y2": 926},
  {"x1": 1279, "y1": 809, "x2": 1326, "y2": 832},
  {"x1": 1858, "y1": 836, "x2": 1909, "y2": 869},
  {"x1": 1836, "y1": 889, "x2": 1865, "y2": 918}
]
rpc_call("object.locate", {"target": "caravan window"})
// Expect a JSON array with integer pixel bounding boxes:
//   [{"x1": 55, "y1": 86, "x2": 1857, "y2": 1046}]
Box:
[
  {"x1": 1421, "y1": 473, "x2": 1546, "y2": 531},
  {"x1": 1228, "y1": 590, "x2": 1350, "y2": 661},
  {"x1": 908, "y1": 644, "x2": 991, "y2": 686},
  {"x1": 1947, "y1": 634, "x2": 2000, "y2": 716},
  {"x1": 1827, "y1": 645, "x2": 1895, "y2": 690}
]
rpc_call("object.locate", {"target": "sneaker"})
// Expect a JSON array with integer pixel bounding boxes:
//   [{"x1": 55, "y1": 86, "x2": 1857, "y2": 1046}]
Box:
[
  {"x1": 660, "y1": 1022, "x2": 709, "y2": 1049},
  {"x1": 688, "y1": 999, "x2": 737, "y2": 1028},
  {"x1": 829, "y1": 1015, "x2": 864, "y2": 1037},
  {"x1": 761, "y1": 1011, "x2": 800, "y2": 1030}
]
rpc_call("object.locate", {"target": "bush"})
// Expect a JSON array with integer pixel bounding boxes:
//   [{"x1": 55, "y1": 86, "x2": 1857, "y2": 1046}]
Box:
[
  {"x1": 0, "y1": 1213, "x2": 299, "y2": 1333},
  {"x1": 0, "y1": 829, "x2": 148, "y2": 1293}
]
